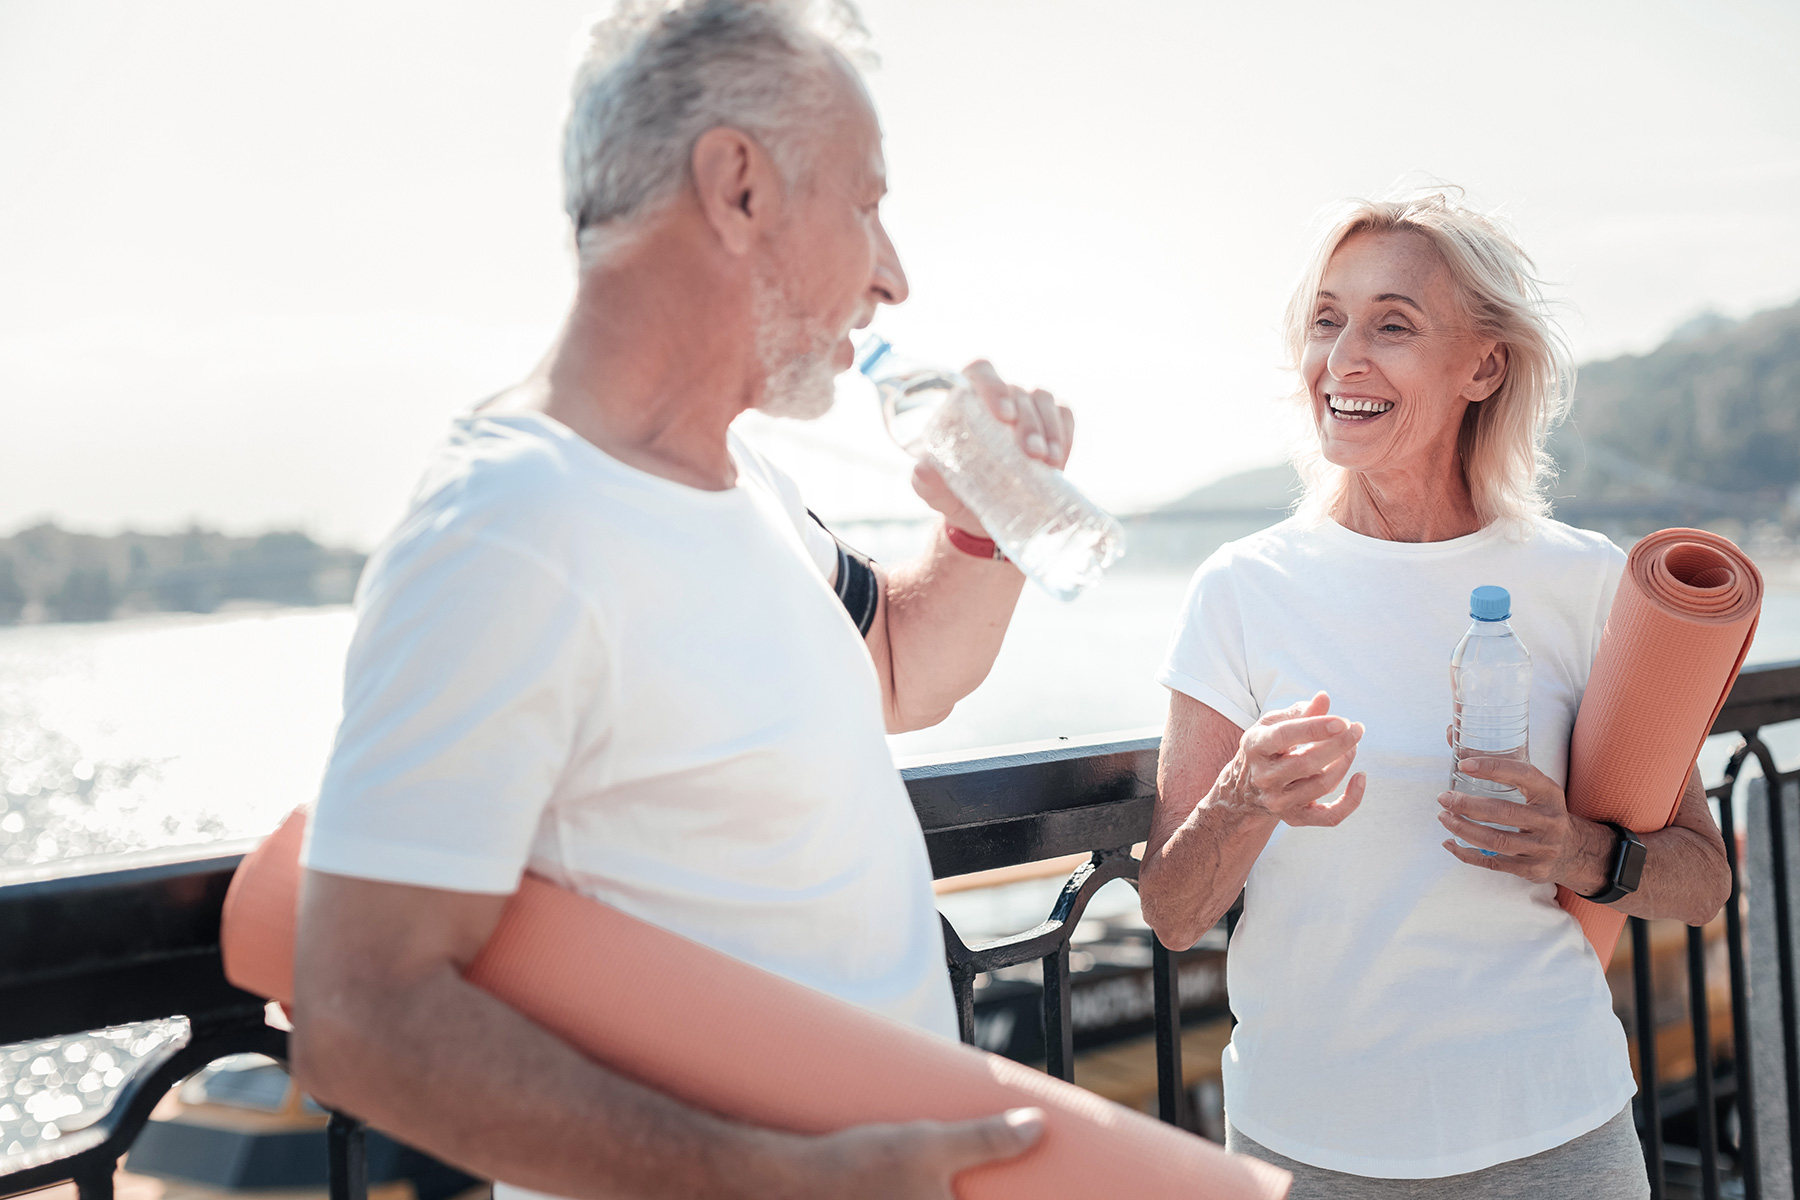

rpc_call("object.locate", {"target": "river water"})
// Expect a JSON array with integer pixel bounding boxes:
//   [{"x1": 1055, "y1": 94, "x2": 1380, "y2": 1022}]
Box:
[{"x1": 3, "y1": 528, "x2": 1799, "y2": 880}]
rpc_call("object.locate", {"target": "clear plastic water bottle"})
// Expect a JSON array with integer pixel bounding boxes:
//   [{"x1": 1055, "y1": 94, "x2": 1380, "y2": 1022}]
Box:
[
  {"x1": 1450, "y1": 585, "x2": 1532, "y2": 855},
  {"x1": 854, "y1": 335, "x2": 1125, "y2": 601}
]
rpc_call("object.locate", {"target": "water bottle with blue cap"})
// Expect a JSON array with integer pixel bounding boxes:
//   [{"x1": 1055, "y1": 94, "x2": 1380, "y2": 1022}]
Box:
[
  {"x1": 853, "y1": 334, "x2": 1124, "y2": 600},
  {"x1": 1450, "y1": 585, "x2": 1533, "y2": 853}
]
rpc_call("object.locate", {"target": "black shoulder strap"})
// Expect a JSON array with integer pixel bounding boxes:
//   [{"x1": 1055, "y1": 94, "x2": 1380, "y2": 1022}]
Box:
[{"x1": 808, "y1": 510, "x2": 880, "y2": 637}]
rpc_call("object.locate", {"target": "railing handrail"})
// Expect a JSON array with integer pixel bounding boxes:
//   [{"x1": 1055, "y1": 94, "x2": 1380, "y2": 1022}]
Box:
[{"x1": 1714, "y1": 657, "x2": 1800, "y2": 734}]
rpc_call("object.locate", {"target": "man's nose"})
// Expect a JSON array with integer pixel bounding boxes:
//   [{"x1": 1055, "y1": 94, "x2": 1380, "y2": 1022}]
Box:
[{"x1": 871, "y1": 219, "x2": 909, "y2": 306}]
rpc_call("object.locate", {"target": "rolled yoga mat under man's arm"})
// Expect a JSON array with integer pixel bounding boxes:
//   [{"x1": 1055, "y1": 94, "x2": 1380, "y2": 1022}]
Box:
[
  {"x1": 222, "y1": 810, "x2": 1290, "y2": 1200},
  {"x1": 1560, "y1": 528, "x2": 1762, "y2": 966}
]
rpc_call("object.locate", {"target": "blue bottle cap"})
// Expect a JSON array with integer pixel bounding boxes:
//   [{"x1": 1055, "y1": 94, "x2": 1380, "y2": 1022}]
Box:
[
  {"x1": 1470, "y1": 585, "x2": 1511, "y2": 621},
  {"x1": 855, "y1": 335, "x2": 894, "y2": 378}
]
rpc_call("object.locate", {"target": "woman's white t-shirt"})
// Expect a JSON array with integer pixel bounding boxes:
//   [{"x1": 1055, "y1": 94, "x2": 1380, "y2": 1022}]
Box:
[
  {"x1": 1156, "y1": 515, "x2": 1635, "y2": 1178},
  {"x1": 304, "y1": 411, "x2": 958, "y2": 1040}
]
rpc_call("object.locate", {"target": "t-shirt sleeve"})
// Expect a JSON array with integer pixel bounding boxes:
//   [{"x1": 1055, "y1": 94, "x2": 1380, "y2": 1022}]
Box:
[
  {"x1": 728, "y1": 431, "x2": 839, "y2": 581},
  {"x1": 303, "y1": 527, "x2": 608, "y2": 894},
  {"x1": 1155, "y1": 548, "x2": 1260, "y2": 731}
]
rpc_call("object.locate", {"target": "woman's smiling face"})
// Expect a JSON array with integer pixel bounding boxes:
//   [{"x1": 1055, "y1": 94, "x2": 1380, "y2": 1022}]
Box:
[{"x1": 1302, "y1": 229, "x2": 1505, "y2": 483}]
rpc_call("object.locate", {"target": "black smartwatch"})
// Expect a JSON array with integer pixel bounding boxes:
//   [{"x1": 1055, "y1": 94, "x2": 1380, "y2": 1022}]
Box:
[{"x1": 1580, "y1": 822, "x2": 1646, "y2": 904}]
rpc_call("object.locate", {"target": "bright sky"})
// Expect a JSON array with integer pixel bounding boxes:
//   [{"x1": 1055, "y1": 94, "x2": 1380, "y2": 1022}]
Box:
[{"x1": 3, "y1": 0, "x2": 1798, "y2": 548}]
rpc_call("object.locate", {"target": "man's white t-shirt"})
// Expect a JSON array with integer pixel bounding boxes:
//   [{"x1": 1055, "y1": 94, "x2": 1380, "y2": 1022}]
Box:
[
  {"x1": 304, "y1": 409, "x2": 958, "y2": 1038},
  {"x1": 1157, "y1": 515, "x2": 1636, "y2": 1178}
]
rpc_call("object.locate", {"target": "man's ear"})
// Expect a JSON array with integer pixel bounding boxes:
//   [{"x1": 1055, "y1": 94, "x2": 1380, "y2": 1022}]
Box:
[
  {"x1": 691, "y1": 126, "x2": 782, "y2": 256},
  {"x1": 1465, "y1": 341, "x2": 1508, "y2": 403}
]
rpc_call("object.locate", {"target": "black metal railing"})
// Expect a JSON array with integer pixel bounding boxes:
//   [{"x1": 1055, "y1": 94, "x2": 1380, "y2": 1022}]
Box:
[{"x1": 2, "y1": 660, "x2": 1798, "y2": 1200}]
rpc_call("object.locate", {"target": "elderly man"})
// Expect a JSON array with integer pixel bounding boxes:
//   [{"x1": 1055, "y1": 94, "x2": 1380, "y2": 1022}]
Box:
[{"x1": 290, "y1": 2, "x2": 1070, "y2": 1198}]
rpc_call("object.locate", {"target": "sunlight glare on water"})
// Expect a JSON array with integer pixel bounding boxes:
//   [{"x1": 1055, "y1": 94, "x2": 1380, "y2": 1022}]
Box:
[{"x1": 0, "y1": 608, "x2": 353, "y2": 875}]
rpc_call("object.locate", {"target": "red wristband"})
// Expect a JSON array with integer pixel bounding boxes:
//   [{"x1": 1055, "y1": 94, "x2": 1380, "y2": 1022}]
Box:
[{"x1": 945, "y1": 525, "x2": 1008, "y2": 562}]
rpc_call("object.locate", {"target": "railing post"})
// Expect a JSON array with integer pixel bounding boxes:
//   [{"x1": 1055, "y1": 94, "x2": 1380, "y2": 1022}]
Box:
[
  {"x1": 73, "y1": 1160, "x2": 114, "y2": 1200},
  {"x1": 1042, "y1": 943, "x2": 1074, "y2": 1082},
  {"x1": 1764, "y1": 766, "x2": 1800, "y2": 1183},
  {"x1": 1717, "y1": 784, "x2": 1762, "y2": 1199},
  {"x1": 941, "y1": 915, "x2": 980, "y2": 1046},
  {"x1": 1152, "y1": 939, "x2": 1186, "y2": 1128},
  {"x1": 1688, "y1": 924, "x2": 1721, "y2": 1199},
  {"x1": 1633, "y1": 917, "x2": 1666, "y2": 1200},
  {"x1": 327, "y1": 1111, "x2": 368, "y2": 1200}
]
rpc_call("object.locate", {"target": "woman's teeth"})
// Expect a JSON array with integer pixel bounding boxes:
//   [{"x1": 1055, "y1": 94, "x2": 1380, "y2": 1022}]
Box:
[{"x1": 1328, "y1": 395, "x2": 1394, "y2": 420}]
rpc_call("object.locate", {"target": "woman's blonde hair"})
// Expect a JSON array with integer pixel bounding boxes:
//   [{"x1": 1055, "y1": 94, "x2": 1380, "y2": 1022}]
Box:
[{"x1": 1282, "y1": 188, "x2": 1575, "y2": 535}]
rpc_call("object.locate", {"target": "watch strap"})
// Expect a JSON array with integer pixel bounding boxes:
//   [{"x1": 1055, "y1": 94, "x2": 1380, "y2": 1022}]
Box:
[{"x1": 1579, "y1": 822, "x2": 1646, "y2": 904}]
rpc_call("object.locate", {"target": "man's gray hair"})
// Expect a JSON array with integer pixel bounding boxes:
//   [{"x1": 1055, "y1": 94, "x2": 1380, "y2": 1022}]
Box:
[{"x1": 564, "y1": 0, "x2": 870, "y2": 237}]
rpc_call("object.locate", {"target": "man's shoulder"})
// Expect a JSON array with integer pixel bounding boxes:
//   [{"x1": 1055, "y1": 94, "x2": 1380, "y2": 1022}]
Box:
[
  {"x1": 726, "y1": 426, "x2": 803, "y2": 505},
  {"x1": 400, "y1": 412, "x2": 630, "y2": 540},
  {"x1": 422, "y1": 409, "x2": 596, "y2": 501},
  {"x1": 362, "y1": 413, "x2": 625, "y2": 589}
]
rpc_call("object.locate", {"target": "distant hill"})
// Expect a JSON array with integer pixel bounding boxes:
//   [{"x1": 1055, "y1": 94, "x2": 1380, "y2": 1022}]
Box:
[
  {"x1": 1146, "y1": 298, "x2": 1800, "y2": 529},
  {"x1": 1549, "y1": 299, "x2": 1800, "y2": 522},
  {"x1": 0, "y1": 523, "x2": 365, "y2": 625},
  {"x1": 1152, "y1": 462, "x2": 1302, "y2": 516}
]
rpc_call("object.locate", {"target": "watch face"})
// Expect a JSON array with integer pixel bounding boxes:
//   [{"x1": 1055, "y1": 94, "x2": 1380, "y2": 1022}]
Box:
[{"x1": 1618, "y1": 830, "x2": 1647, "y2": 892}]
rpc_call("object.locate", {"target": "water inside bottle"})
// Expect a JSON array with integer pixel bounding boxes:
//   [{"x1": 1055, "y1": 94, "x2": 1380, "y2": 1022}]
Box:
[
  {"x1": 855, "y1": 334, "x2": 956, "y2": 454},
  {"x1": 853, "y1": 332, "x2": 1126, "y2": 601},
  {"x1": 1449, "y1": 621, "x2": 1531, "y2": 856},
  {"x1": 874, "y1": 370, "x2": 959, "y2": 456}
]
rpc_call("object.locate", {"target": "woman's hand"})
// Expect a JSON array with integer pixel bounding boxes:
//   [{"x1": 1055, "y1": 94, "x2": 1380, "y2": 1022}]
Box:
[
  {"x1": 1141, "y1": 691, "x2": 1364, "y2": 950},
  {"x1": 1437, "y1": 757, "x2": 1612, "y2": 892},
  {"x1": 1216, "y1": 691, "x2": 1366, "y2": 827}
]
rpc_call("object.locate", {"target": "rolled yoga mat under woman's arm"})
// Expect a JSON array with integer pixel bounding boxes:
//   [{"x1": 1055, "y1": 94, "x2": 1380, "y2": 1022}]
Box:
[
  {"x1": 222, "y1": 809, "x2": 1289, "y2": 1200},
  {"x1": 1561, "y1": 528, "x2": 1762, "y2": 966}
]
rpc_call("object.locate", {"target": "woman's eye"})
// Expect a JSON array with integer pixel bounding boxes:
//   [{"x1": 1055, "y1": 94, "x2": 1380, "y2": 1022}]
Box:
[
  {"x1": 1313, "y1": 316, "x2": 1339, "y2": 329},
  {"x1": 1379, "y1": 323, "x2": 1410, "y2": 333}
]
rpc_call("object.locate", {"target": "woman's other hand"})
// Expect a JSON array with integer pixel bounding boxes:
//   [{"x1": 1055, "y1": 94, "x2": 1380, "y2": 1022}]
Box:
[
  {"x1": 1219, "y1": 691, "x2": 1367, "y2": 827},
  {"x1": 1436, "y1": 759, "x2": 1611, "y2": 891},
  {"x1": 1439, "y1": 758, "x2": 1730, "y2": 925}
]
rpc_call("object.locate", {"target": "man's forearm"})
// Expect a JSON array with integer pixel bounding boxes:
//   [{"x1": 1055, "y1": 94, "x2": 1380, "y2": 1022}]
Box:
[
  {"x1": 293, "y1": 968, "x2": 810, "y2": 1200},
  {"x1": 871, "y1": 523, "x2": 1026, "y2": 732}
]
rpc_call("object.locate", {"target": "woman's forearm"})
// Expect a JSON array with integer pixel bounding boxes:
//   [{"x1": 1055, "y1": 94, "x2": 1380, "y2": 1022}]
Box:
[
  {"x1": 1608, "y1": 823, "x2": 1732, "y2": 925},
  {"x1": 1140, "y1": 781, "x2": 1279, "y2": 949},
  {"x1": 1545, "y1": 767, "x2": 1730, "y2": 927},
  {"x1": 1143, "y1": 692, "x2": 1363, "y2": 950},
  {"x1": 1584, "y1": 768, "x2": 1730, "y2": 926}
]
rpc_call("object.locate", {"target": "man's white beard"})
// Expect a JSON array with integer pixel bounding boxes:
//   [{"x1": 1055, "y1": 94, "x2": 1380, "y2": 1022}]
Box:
[{"x1": 751, "y1": 270, "x2": 840, "y2": 421}]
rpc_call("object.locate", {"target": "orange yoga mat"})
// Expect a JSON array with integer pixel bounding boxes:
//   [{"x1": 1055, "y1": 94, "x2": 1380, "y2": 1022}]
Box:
[
  {"x1": 1560, "y1": 528, "x2": 1762, "y2": 965},
  {"x1": 222, "y1": 810, "x2": 1288, "y2": 1200}
]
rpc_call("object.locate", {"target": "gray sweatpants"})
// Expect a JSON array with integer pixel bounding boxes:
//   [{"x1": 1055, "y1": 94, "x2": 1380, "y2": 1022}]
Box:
[{"x1": 1226, "y1": 1105, "x2": 1651, "y2": 1200}]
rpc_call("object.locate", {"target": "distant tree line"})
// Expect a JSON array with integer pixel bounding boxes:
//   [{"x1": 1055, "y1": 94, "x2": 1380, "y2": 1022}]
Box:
[{"x1": 0, "y1": 524, "x2": 366, "y2": 625}]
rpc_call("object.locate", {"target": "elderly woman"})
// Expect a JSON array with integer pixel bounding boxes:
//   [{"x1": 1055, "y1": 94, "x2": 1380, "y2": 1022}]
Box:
[{"x1": 1138, "y1": 191, "x2": 1732, "y2": 1199}]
